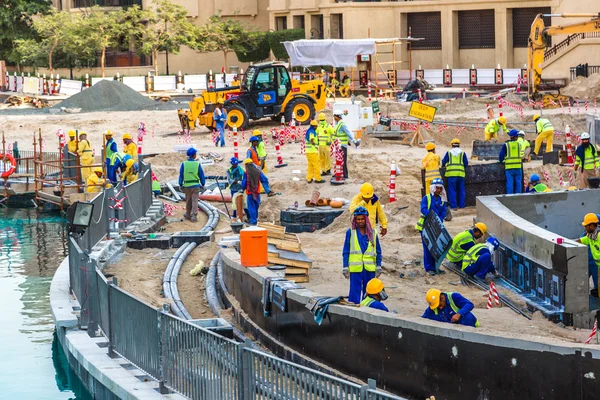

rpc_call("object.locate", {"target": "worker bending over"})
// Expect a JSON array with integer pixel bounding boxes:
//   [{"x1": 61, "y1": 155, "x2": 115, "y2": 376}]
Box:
[
  {"x1": 305, "y1": 120, "x2": 324, "y2": 183},
  {"x1": 107, "y1": 151, "x2": 131, "y2": 183},
  {"x1": 576, "y1": 213, "x2": 600, "y2": 296},
  {"x1": 533, "y1": 114, "x2": 554, "y2": 155},
  {"x1": 333, "y1": 112, "x2": 356, "y2": 179},
  {"x1": 253, "y1": 130, "x2": 268, "y2": 172},
  {"x1": 526, "y1": 174, "x2": 551, "y2": 193},
  {"x1": 342, "y1": 206, "x2": 382, "y2": 304},
  {"x1": 214, "y1": 99, "x2": 227, "y2": 147},
  {"x1": 442, "y1": 138, "x2": 468, "y2": 210},
  {"x1": 349, "y1": 182, "x2": 388, "y2": 237},
  {"x1": 178, "y1": 148, "x2": 206, "y2": 223},
  {"x1": 227, "y1": 157, "x2": 245, "y2": 221},
  {"x1": 574, "y1": 132, "x2": 599, "y2": 189},
  {"x1": 462, "y1": 237, "x2": 500, "y2": 279},
  {"x1": 360, "y1": 278, "x2": 389, "y2": 312},
  {"x1": 484, "y1": 116, "x2": 507, "y2": 141},
  {"x1": 86, "y1": 167, "x2": 111, "y2": 193},
  {"x1": 104, "y1": 131, "x2": 117, "y2": 172},
  {"x1": 241, "y1": 159, "x2": 274, "y2": 225},
  {"x1": 122, "y1": 133, "x2": 138, "y2": 160},
  {"x1": 416, "y1": 178, "x2": 447, "y2": 276},
  {"x1": 121, "y1": 159, "x2": 138, "y2": 185},
  {"x1": 316, "y1": 113, "x2": 333, "y2": 175},
  {"x1": 422, "y1": 142, "x2": 441, "y2": 190},
  {"x1": 423, "y1": 289, "x2": 479, "y2": 327},
  {"x1": 517, "y1": 131, "x2": 531, "y2": 162},
  {"x1": 446, "y1": 223, "x2": 487, "y2": 264},
  {"x1": 499, "y1": 129, "x2": 522, "y2": 194},
  {"x1": 77, "y1": 131, "x2": 94, "y2": 181}
]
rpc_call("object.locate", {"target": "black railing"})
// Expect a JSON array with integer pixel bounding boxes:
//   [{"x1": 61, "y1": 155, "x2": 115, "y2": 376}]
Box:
[
  {"x1": 545, "y1": 32, "x2": 600, "y2": 62},
  {"x1": 73, "y1": 0, "x2": 142, "y2": 8},
  {"x1": 570, "y1": 64, "x2": 600, "y2": 81}
]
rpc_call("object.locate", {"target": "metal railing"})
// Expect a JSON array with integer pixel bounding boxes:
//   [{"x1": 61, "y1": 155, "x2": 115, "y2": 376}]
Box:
[
  {"x1": 121, "y1": 169, "x2": 152, "y2": 225},
  {"x1": 80, "y1": 190, "x2": 110, "y2": 253},
  {"x1": 570, "y1": 65, "x2": 600, "y2": 81},
  {"x1": 545, "y1": 32, "x2": 600, "y2": 62}
]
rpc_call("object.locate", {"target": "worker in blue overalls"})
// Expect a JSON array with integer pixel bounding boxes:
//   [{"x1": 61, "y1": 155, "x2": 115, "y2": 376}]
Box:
[
  {"x1": 462, "y1": 237, "x2": 500, "y2": 279},
  {"x1": 423, "y1": 289, "x2": 479, "y2": 327},
  {"x1": 415, "y1": 177, "x2": 447, "y2": 276},
  {"x1": 360, "y1": 278, "x2": 389, "y2": 312}
]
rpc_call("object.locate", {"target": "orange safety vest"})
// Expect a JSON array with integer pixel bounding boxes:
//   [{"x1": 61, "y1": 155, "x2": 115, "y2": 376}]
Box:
[{"x1": 248, "y1": 147, "x2": 260, "y2": 166}]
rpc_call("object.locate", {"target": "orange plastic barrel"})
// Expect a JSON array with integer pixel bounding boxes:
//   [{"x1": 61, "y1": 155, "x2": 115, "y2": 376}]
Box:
[{"x1": 240, "y1": 226, "x2": 268, "y2": 267}]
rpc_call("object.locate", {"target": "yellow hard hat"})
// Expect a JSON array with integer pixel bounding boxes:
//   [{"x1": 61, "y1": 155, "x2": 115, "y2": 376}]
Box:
[
  {"x1": 68, "y1": 130, "x2": 76, "y2": 138},
  {"x1": 310, "y1": 120, "x2": 318, "y2": 126},
  {"x1": 93, "y1": 167, "x2": 103, "y2": 174},
  {"x1": 123, "y1": 133, "x2": 132, "y2": 140},
  {"x1": 244, "y1": 158, "x2": 253, "y2": 165},
  {"x1": 474, "y1": 222, "x2": 487, "y2": 234},
  {"x1": 568, "y1": 186, "x2": 577, "y2": 191},
  {"x1": 318, "y1": 112, "x2": 326, "y2": 121},
  {"x1": 79, "y1": 131, "x2": 87, "y2": 136},
  {"x1": 425, "y1": 143, "x2": 435, "y2": 151},
  {"x1": 426, "y1": 288, "x2": 442, "y2": 310},
  {"x1": 451, "y1": 138, "x2": 460, "y2": 145},
  {"x1": 498, "y1": 116, "x2": 507, "y2": 125},
  {"x1": 253, "y1": 129, "x2": 263, "y2": 136},
  {"x1": 217, "y1": 98, "x2": 225, "y2": 104},
  {"x1": 360, "y1": 182, "x2": 374, "y2": 199},
  {"x1": 582, "y1": 213, "x2": 599, "y2": 226},
  {"x1": 104, "y1": 130, "x2": 113, "y2": 137},
  {"x1": 366, "y1": 278, "x2": 384, "y2": 295},
  {"x1": 533, "y1": 114, "x2": 540, "y2": 121},
  {"x1": 126, "y1": 159, "x2": 134, "y2": 168}
]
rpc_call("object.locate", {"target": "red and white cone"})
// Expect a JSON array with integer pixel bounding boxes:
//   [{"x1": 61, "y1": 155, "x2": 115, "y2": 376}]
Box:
[
  {"x1": 389, "y1": 161, "x2": 397, "y2": 203},
  {"x1": 274, "y1": 142, "x2": 287, "y2": 168},
  {"x1": 486, "y1": 281, "x2": 501, "y2": 309},
  {"x1": 331, "y1": 141, "x2": 345, "y2": 185},
  {"x1": 233, "y1": 125, "x2": 239, "y2": 160},
  {"x1": 497, "y1": 95, "x2": 503, "y2": 117},
  {"x1": 368, "y1": 81, "x2": 372, "y2": 102},
  {"x1": 565, "y1": 125, "x2": 574, "y2": 165}
]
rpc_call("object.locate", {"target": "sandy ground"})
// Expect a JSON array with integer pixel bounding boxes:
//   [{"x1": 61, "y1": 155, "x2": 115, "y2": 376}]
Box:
[{"x1": 11, "y1": 95, "x2": 597, "y2": 345}]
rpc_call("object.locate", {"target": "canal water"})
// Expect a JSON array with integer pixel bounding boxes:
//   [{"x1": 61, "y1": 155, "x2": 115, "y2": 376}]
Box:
[{"x1": 0, "y1": 209, "x2": 92, "y2": 399}]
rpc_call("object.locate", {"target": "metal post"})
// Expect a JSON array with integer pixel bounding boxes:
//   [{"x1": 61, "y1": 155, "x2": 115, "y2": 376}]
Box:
[
  {"x1": 107, "y1": 277, "x2": 117, "y2": 358},
  {"x1": 87, "y1": 263, "x2": 100, "y2": 337},
  {"x1": 238, "y1": 338, "x2": 252, "y2": 400},
  {"x1": 360, "y1": 378, "x2": 377, "y2": 400},
  {"x1": 158, "y1": 304, "x2": 169, "y2": 394}
]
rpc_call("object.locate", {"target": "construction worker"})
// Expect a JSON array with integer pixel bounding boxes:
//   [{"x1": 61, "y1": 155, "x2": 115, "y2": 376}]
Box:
[
  {"x1": 574, "y1": 132, "x2": 599, "y2": 189},
  {"x1": 446, "y1": 223, "x2": 487, "y2": 264},
  {"x1": 122, "y1": 133, "x2": 138, "y2": 161},
  {"x1": 214, "y1": 98, "x2": 227, "y2": 147},
  {"x1": 423, "y1": 289, "x2": 479, "y2": 327},
  {"x1": 178, "y1": 148, "x2": 206, "y2": 223},
  {"x1": 121, "y1": 159, "x2": 139, "y2": 185},
  {"x1": 231, "y1": 75, "x2": 240, "y2": 87},
  {"x1": 533, "y1": 114, "x2": 554, "y2": 155},
  {"x1": 422, "y1": 142, "x2": 441, "y2": 190},
  {"x1": 339, "y1": 74, "x2": 351, "y2": 97},
  {"x1": 77, "y1": 131, "x2": 94, "y2": 181},
  {"x1": 151, "y1": 172, "x2": 161, "y2": 196},
  {"x1": 107, "y1": 151, "x2": 131, "y2": 183},
  {"x1": 416, "y1": 178, "x2": 447, "y2": 276},
  {"x1": 442, "y1": 138, "x2": 468, "y2": 210},
  {"x1": 305, "y1": 120, "x2": 323, "y2": 183},
  {"x1": 104, "y1": 130, "x2": 117, "y2": 171},
  {"x1": 576, "y1": 213, "x2": 600, "y2": 296},
  {"x1": 462, "y1": 237, "x2": 500, "y2": 279},
  {"x1": 526, "y1": 174, "x2": 551, "y2": 193},
  {"x1": 67, "y1": 130, "x2": 78, "y2": 153},
  {"x1": 333, "y1": 112, "x2": 356, "y2": 179},
  {"x1": 316, "y1": 113, "x2": 333, "y2": 175},
  {"x1": 349, "y1": 182, "x2": 388, "y2": 237},
  {"x1": 241, "y1": 158, "x2": 275, "y2": 225},
  {"x1": 86, "y1": 167, "x2": 110, "y2": 193},
  {"x1": 499, "y1": 129, "x2": 523, "y2": 194},
  {"x1": 227, "y1": 157, "x2": 245, "y2": 220},
  {"x1": 253, "y1": 130, "x2": 268, "y2": 172},
  {"x1": 484, "y1": 116, "x2": 507, "y2": 141},
  {"x1": 329, "y1": 75, "x2": 340, "y2": 97},
  {"x1": 360, "y1": 278, "x2": 389, "y2": 312},
  {"x1": 246, "y1": 136, "x2": 261, "y2": 167},
  {"x1": 517, "y1": 131, "x2": 531, "y2": 161},
  {"x1": 342, "y1": 206, "x2": 382, "y2": 304}
]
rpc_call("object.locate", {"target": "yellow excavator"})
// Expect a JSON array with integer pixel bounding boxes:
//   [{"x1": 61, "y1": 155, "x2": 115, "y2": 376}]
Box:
[
  {"x1": 178, "y1": 62, "x2": 327, "y2": 131},
  {"x1": 528, "y1": 12, "x2": 600, "y2": 107}
]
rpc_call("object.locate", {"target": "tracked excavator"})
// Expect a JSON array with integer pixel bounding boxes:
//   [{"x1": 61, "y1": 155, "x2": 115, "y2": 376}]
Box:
[
  {"x1": 528, "y1": 12, "x2": 600, "y2": 107},
  {"x1": 178, "y1": 62, "x2": 327, "y2": 131}
]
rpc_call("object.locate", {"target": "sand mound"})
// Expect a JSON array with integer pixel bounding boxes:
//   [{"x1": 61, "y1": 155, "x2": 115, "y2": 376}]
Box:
[
  {"x1": 561, "y1": 74, "x2": 600, "y2": 99},
  {"x1": 53, "y1": 80, "x2": 156, "y2": 112}
]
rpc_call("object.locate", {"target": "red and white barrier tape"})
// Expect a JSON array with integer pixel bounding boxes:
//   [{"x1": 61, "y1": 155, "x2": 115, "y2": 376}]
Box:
[{"x1": 585, "y1": 320, "x2": 598, "y2": 344}]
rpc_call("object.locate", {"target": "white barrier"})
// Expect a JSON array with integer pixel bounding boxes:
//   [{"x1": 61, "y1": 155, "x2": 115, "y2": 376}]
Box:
[
  {"x1": 423, "y1": 69, "x2": 444, "y2": 85},
  {"x1": 123, "y1": 76, "x2": 146, "y2": 92},
  {"x1": 92, "y1": 77, "x2": 114, "y2": 86},
  {"x1": 215, "y1": 73, "x2": 236, "y2": 89},
  {"x1": 477, "y1": 69, "x2": 495, "y2": 85},
  {"x1": 503, "y1": 69, "x2": 521, "y2": 85},
  {"x1": 451, "y1": 69, "x2": 470, "y2": 85},
  {"x1": 23, "y1": 77, "x2": 41, "y2": 94},
  {"x1": 153, "y1": 75, "x2": 176, "y2": 91},
  {"x1": 183, "y1": 74, "x2": 207, "y2": 90},
  {"x1": 16, "y1": 76, "x2": 23, "y2": 93},
  {"x1": 59, "y1": 79, "x2": 83, "y2": 95}
]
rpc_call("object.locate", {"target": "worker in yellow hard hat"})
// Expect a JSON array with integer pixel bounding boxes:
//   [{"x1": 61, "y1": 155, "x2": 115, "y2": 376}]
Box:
[
  {"x1": 442, "y1": 138, "x2": 468, "y2": 210},
  {"x1": 573, "y1": 132, "x2": 599, "y2": 189},
  {"x1": 305, "y1": 120, "x2": 323, "y2": 183},
  {"x1": 122, "y1": 133, "x2": 138, "y2": 161},
  {"x1": 576, "y1": 213, "x2": 600, "y2": 296},
  {"x1": 533, "y1": 114, "x2": 554, "y2": 156},
  {"x1": 484, "y1": 116, "x2": 507, "y2": 141},
  {"x1": 447, "y1": 222, "x2": 487, "y2": 264},
  {"x1": 349, "y1": 182, "x2": 388, "y2": 237},
  {"x1": 416, "y1": 178, "x2": 447, "y2": 275},
  {"x1": 87, "y1": 167, "x2": 111, "y2": 193},
  {"x1": 104, "y1": 130, "x2": 118, "y2": 173},
  {"x1": 422, "y1": 142, "x2": 441, "y2": 190},
  {"x1": 423, "y1": 288, "x2": 479, "y2": 327},
  {"x1": 316, "y1": 113, "x2": 334, "y2": 175},
  {"x1": 360, "y1": 278, "x2": 389, "y2": 311},
  {"x1": 253, "y1": 129, "x2": 268, "y2": 173},
  {"x1": 214, "y1": 98, "x2": 227, "y2": 147},
  {"x1": 67, "y1": 130, "x2": 78, "y2": 153},
  {"x1": 121, "y1": 158, "x2": 139, "y2": 185},
  {"x1": 77, "y1": 131, "x2": 94, "y2": 181},
  {"x1": 242, "y1": 157, "x2": 274, "y2": 225}
]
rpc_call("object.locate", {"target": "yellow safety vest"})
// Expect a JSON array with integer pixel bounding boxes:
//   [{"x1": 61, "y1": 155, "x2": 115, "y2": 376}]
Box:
[
  {"x1": 535, "y1": 118, "x2": 553, "y2": 133},
  {"x1": 575, "y1": 146, "x2": 599, "y2": 170},
  {"x1": 334, "y1": 121, "x2": 349, "y2": 145},
  {"x1": 305, "y1": 130, "x2": 318, "y2": 154},
  {"x1": 317, "y1": 122, "x2": 332, "y2": 145},
  {"x1": 431, "y1": 292, "x2": 480, "y2": 327},
  {"x1": 516, "y1": 137, "x2": 530, "y2": 158},
  {"x1": 360, "y1": 297, "x2": 375, "y2": 307},
  {"x1": 445, "y1": 151, "x2": 465, "y2": 178},
  {"x1": 415, "y1": 194, "x2": 445, "y2": 232},
  {"x1": 446, "y1": 230, "x2": 475, "y2": 263},
  {"x1": 504, "y1": 141, "x2": 522, "y2": 170},
  {"x1": 348, "y1": 229, "x2": 377, "y2": 273},
  {"x1": 461, "y1": 243, "x2": 487, "y2": 270}
]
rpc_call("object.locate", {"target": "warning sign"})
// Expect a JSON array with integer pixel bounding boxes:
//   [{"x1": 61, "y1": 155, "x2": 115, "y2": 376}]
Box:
[{"x1": 409, "y1": 101, "x2": 437, "y2": 122}]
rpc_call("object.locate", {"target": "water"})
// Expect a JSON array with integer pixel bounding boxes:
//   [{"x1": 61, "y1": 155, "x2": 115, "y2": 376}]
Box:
[{"x1": 0, "y1": 209, "x2": 92, "y2": 399}]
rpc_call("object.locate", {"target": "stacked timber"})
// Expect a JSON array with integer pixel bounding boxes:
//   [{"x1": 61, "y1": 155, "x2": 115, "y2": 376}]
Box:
[{"x1": 258, "y1": 222, "x2": 312, "y2": 283}]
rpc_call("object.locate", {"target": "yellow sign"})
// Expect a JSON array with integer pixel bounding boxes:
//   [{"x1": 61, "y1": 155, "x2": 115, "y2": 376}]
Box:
[{"x1": 409, "y1": 101, "x2": 437, "y2": 122}]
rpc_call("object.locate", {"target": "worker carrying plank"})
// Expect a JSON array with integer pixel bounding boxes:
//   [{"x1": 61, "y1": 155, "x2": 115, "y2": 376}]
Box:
[{"x1": 415, "y1": 178, "x2": 447, "y2": 276}]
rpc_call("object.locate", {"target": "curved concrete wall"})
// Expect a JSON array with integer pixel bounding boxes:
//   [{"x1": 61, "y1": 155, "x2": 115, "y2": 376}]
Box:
[{"x1": 220, "y1": 249, "x2": 600, "y2": 400}]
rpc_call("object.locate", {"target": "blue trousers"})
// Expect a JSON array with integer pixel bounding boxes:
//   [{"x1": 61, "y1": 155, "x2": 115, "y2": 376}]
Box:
[
  {"x1": 422, "y1": 233, "x2": 435, "y2": 272},
  {"x1": 247, "y1": 194, "x2": 260, "y2": 225},
  {"x1": 447, "y1": 177, "x2": 465, "y2": 209},
  {"x1": 505, "y1": 169, "x2": 523, "y2": 194},
  {"x1": 348, "y1": 269, "x2": 376, "y2": 304},
  {"x1": 589, "y1": 250, "x2": 598, "y2": 289},
  {"x1": 463, "y1": 261, "x2": 493, "y2": 279},
  {"x1": 107, "y1": 165, "x2": 117, "y2": 183},
  {"x1": 216, "y1": 124, "x2": 225, "y2": 147}
]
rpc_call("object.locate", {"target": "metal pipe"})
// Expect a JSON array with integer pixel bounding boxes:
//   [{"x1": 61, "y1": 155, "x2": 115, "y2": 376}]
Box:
[{"x1": 206, "y1": 251, "x2": 225, "y2": 315}]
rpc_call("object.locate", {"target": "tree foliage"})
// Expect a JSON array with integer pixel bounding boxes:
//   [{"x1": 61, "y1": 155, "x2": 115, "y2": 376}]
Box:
[
  {"x1": 234, "y1": 31, "x2": 270, "y2": 63},
  {"x1": 268, "y1": 29, "x2": 305, "y2": 60}
]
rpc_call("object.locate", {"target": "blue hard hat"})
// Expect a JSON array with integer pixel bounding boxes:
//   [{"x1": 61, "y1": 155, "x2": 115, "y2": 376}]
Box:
[
  {"x1": 487, "y1": 236, "x2": 500, "y2": 250},
  {"x1": 432, "y1": 178, "x2": 444, "y2": 186},
  {"x1": 230, "y1": 157, "x2": 239, "y2": 165},
  {"x1": 508, "y1": 129, "x2": 519, "y2": 137},
  {"x1": 353, "y1": 206, "x2": 369, "y2": 216},
  {"x1": 249, "y1": 136, "x2": 259, "y2": 142},
  {"x1": 186, "y1": 147, "x2": 197, "y2": 157},
  {"x1": 530, "y1": 174, "x2": 540, "y2": 182}
]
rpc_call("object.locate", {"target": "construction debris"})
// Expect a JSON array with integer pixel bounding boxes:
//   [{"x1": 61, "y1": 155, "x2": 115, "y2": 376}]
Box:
[
  {"x1": 5, "y1": 95, "x2": 48, "y2": 108},
  {"x1": 259, "y1": 222, "x2": 311, "y2": 283}
]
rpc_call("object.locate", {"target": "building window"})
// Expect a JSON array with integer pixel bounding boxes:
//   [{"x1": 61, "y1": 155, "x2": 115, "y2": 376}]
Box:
[
  {"x1": 330, "y1": 14, "x2": 343, "y2": 39},
  {"x1": 293, "y1": 16, "x2": 305, "y2": 30},
  {"x1": 407, "y1": 12, "x2": 441, "y2": 50},
  {"x1": 275, "y1": 16, "x2": 287, "y2": 31},
  {"x1": 513, "y1": 7, "x2": 551, "y2": 48},
  {"x1": 310, "y1": 15, "x2": 324, "y2": 39},
  {"x1": 458, "y1": 10, "x2": 495, "y2": 49},
  {"x1": 73, "y1": 0, "x2": 142, "y2": 7}
]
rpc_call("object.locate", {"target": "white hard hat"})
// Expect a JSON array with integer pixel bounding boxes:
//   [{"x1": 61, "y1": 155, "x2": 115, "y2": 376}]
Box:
[{"x1": 581, "y1": 132, "x2": 591, "y2": 140}]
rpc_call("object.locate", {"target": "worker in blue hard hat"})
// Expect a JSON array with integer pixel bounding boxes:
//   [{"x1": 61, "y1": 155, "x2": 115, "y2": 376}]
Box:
[
  {"x1": 343, "y1": 206, "x2": 382, "y2": 304},
  {"x1": 246, "y1": 136, "x2": 261, "y2": 168},
  {"x1": 360, "y1": 278, "x2": 389, "y2": 312},
  {"x1": 178, "y1": 147, "x2": 206, "y2": 222},
  {"x1": 423, "y1": 288, "x2": 479, "y2": 327},
  {"x1": 227, "y1": 157, "x2": 245, "y2": 221},
  {"x1": 499, "y1": 129, "x2": 523, "y2": 194},
  {"x1": 415, "y1": 177, "x2": 447, "y2": 276},
  {"x1": 526, "y1": 174, "x2": 551, "y2": 193},
  {"x1": 462, "y1": 236, "x2": 500, "y2": 279}
]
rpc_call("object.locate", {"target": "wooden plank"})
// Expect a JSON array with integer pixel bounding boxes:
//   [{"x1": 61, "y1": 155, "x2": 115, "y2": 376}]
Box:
[
  {"x1": 258, "y1": 222, "x2": 286, "y2": 233},
  {"x1": 285, "y1": 274, "x2": 309, "y2": 283},
  {"x1": 285, "y1": 267, "x2": 309, "y2": 274},
  {"x1": 268, "y1": 255, "x2": 311, "y2": 269},
  {"x1": 268, "y1": 237, "x2": 301, "y2": 252}
]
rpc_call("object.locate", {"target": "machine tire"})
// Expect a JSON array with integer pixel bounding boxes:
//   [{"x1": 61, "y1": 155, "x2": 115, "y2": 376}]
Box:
[
  {"x1": 226, "y1": 104, "x2": 249, "y2": 131},
  {"x1": 285, "y1": 98, "x2": 315, "y2": 125}
]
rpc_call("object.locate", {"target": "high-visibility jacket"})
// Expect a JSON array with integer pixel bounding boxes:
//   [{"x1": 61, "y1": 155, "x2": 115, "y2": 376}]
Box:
[
  {"x1": 256, "y1": 141, "x2": 267, "y2": 159},
  {"x1": 445, "y1": 151, "x2": 466, "y2": 178},
  {"x1": 348, "y1": 229, "x2": 378, "y2": 273},
  {"x1": 532, "y1": 183, "x2": 552, "y2": 193},
  {"x1": 77, "y1": 139, "x2": 93, "y2": 158},
  {"x1": 503, "y1": 141, "x2": 522, "y2": 170},
  {"x1": 152, "y1": 180, "x2": 161, "y2": 193},
  {"x1": 110, "y1": 152, "x2": 128, "y2": 167},
  {"x1": 333, "y1": 121, "x2": 349, "y2": 145},
  {"x1": 484, "y1": 119, "x2": 506, "y2": 135},
  {"x1": 447, "y1": 230, "x2": 476, "y2": 263},
  {"x1": 305, "y1": 129, "x2": 318, "y2": 154},
  {"x1": 581, "y1": 234, "x2": 600, "y2": 267},
  {"x1": 415, "y1": 194, "x2": 445, "y2": 231},
  {"x1": 359, "y1": 296, "x2": 389, "y2": 311},
  {"x1": 182, "y1": 160, "x2": 201, "y2": 187},
  {"x1": 67, "y1": 140, "x2": 78, "y2": 153},
  {"x1": 349, "y1": 193, "x2": 388, "y2": 229},
  {"x1": 535, "y1": 118, "x2": 553, "y2": 133},
  {"x1": 124, "y1": 141, "x2": 138, "y2": 161},
  {"x1": 422, "y1": 152, "x2": 441, "y2": 181},
  {"x1": 516, "y1": 137, "x2": 530, "y2": 158},
  {"x1": 86, "y1": 173, "x2": 107, "y2": 193},
  {"x1": 575, "y1": 146, "x2": 599, "y2": 170},
  {"x1": 461, "y1": 243, "x2": 487, "y2": 270},
  {"x1": 105, "y1": 138, "x2": 116, "y2": 161},
  {"x1": 317, "y1": 122, "x2": 333, "y2": 145},
  {"x1": 247, "y1": 147, "x2": 260, "y2": 166},
  {"x1": 427, "y1": 292, "x2": 480, "y2": 327}
]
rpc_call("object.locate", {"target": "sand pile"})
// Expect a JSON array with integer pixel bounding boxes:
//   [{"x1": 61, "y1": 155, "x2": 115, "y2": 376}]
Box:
[
  {"x1": 561, "y1": 74, "x2": 600, "y2": 99},
  {"x1": 53, "y1": 80, "x2": 156, "y2": 112}
]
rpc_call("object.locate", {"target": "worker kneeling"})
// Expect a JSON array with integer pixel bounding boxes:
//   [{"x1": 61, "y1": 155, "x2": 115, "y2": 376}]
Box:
[
  {"x1": 87, "y1": 167, "x2": 111, "y2": 193},
  {"x1": 446, "y1": 222, "x2": 487, "y2": 264},
  {"x1": 121, "y1": 159, "x2": 139, "y2": 185},
  {"x1": 462, "y1": 237, "x2": 500, "y2": 279},
  {"x1": 423, "y1": 289, "x2": 479, "y2": 327},
  {"x1": 360, "y1": 278, "x2": 389, "y2": 312}
]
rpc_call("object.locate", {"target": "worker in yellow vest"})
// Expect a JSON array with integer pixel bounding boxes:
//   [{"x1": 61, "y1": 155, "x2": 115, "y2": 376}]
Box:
[
  {"x1": 422, "y1": 142, "x2": 442, "y2": 190},
  {"x1": 499, "y1": 130, "x2": 523, "y2": 194},
  {"x1": 67, "y1": 130, "x2": 78, "y2": 153},
  {"x1": 442, "y1": 138, "x2": 468, "y2": 210},
  {"x1": 339, "y1": 74, "x2": 351, "y2": 97},
  {"x1": 316, "y1": 113, "x2": 333, "y2": 175},
  {"x1": 122, "y1": 133, "x2": 138, "y2": 160},
  {"x1": 305, "y1": 120, "x2": 324, "y2": 183},
  {"x1": 253, "y1": 130, "x2": 268, "y2": 173},
  {"x1": 574, "y1": 132, "x2": 599, "y2": 189},
  {"x1": 517, "y1": 131, "x2": 531, "y2": 162},
  {"x1": 77, "y1": 131, "x2": 94, "y2": 181},
  {"x1": 446, "y1": 223, "x2": 487, "y2": 264},
  {"x1": 484, "y1": 117, "x2": 507, "y2": 141},
  {"x1": 533, "y1": 114, "x2": 554, "y2": 155},
  {"x1": 86, "y1": 167, "x2": 111, "y2": 193}
]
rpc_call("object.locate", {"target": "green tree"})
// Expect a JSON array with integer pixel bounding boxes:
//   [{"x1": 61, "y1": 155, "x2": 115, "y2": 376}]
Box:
[
  {"x1": 234, "y1": 31, "x2": 270, "y2": 63},
  {"x1": 268, "y1": 29, "x2": 305, "y2": 60}
]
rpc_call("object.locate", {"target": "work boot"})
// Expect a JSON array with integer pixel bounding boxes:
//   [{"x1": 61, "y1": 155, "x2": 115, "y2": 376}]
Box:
[
  {"x1": 183, "y1": 213, "x2": 191, "y2": 221},
  {"x1": 191, "y1": 216, "x2": 198, "y2": 222},
  {"x1": 437, "y1": 269, "x2": 446, "y2": 275},
  {"x1": 306, "y1": 179, "x2": 313, "y2": 183},
  {"x1": 314, "y1": 180, "x2": 325, "y2": 183},
  {"x1": 322, "y1": 171, "x2": 330, "y2": 176},
  {"x1": 427, "y1": 270, "x2": 436, "y2": 276}
]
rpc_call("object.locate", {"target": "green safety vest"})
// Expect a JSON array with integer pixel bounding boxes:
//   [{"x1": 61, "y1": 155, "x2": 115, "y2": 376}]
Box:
[
  {"x1": 152, "y1": 180, "x2": 161, "y2": 192},
  {"x1": 445, "y1": 151, "x2": 465, "y2": 178},
  {"x1": 432, "y1": 292, "x2": 480, "y2": 327},
  {"x1": 516, "y1": 137, "x2": 530, "y2": 158},
  {"x1": 334, "y1": 121, "x2": 349, "y2": 145},
  {"x1": 109, "y1": 151, "x2": 127, "y2": 166},
  {"x1": 317, "y1": 122, "x2": 332, "y2": 145},
  {"x1": 461, "y1": 243, "x2": 487, "y2": 270},
  {"x1": 533, "y1": 183, "x2": 549, "y2": 192},
  {"x1": 535, "y1": 118, "x2": 553, "y2": 133},
  {"x1": 182, "y1": 160, "x2": 200, "y2": 187},
  {"x1": 257, "y1": 141, "x2": 267, "y2": 159},
  {"x1": 447, "y1": 230, "x2": 476, "y2": 263},
  {"x1": 415, "y1": 194, "x2": 445, "y2": 232},
  {"x1": 360, "y1": 297, "x2": 375, "y2": 307},
  {"x1": 576, "y1": 146, "x2": 599, "y2": 170},
  {"x1": 582, "y1": 235, "x2": 600, "y2": 266},
  {"x1": 348, "y1": 229, "x2": 377, "y2": 273},
  {"x1": 305, "y1": 130, "x2": 318, "y2": 154},
  {"x1": 105, "y1": 139, "x2": 115, "y2": 160},
  {"x1": 503, "y1": 141, "x2": 522, "y2": 170}
]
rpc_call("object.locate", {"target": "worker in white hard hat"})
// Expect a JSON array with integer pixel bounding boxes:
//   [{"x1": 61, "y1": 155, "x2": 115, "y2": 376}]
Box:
[
  {"x1": 415, "y1": 178, "x2": 447, "y2": 275},
  {"x1": 349, "y1": 182, "x2": 388, "y2": 237},
  {"x1": 422, "y1": 142, "x2": 441, "y2": 190},
  {"x1": 533, "y1": 113, "x2": 554, "y2": 155},
  {"x1": 332, "y1": 111, "x2": 357, "y2": 179},
  {"x1": 573, "y1": 132, "x2": 599, "y2": 189},
  {"x1": 516, "y1": 130, "x2": 531, "y2": 162}
]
